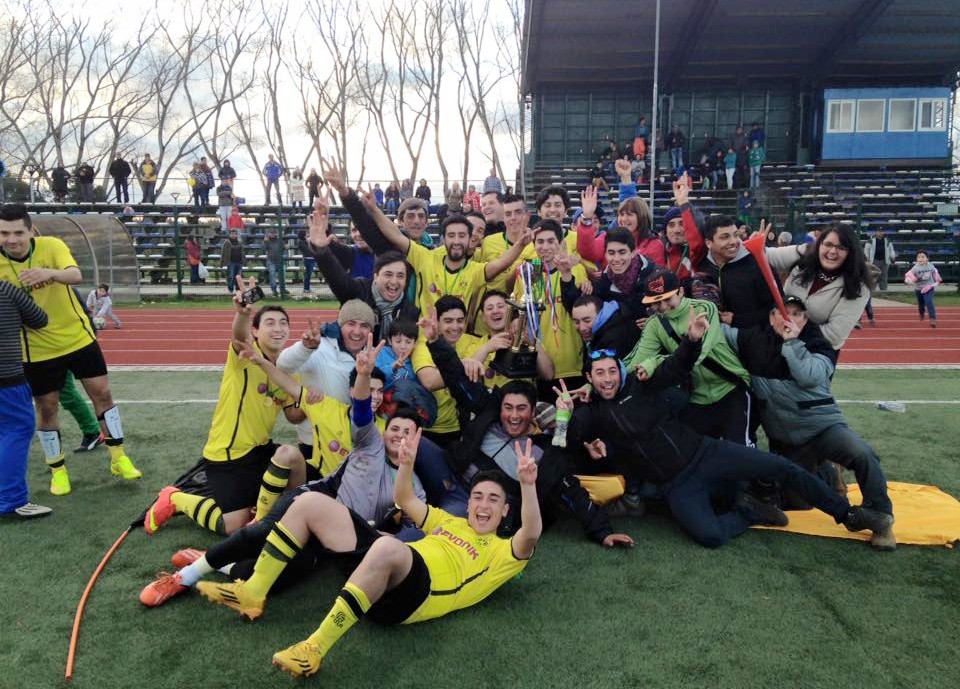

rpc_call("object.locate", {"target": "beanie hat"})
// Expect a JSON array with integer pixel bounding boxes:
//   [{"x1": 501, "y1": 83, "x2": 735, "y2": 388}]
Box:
[
  {"x1": 397, "y1": 197, "x2": 428, "y2": 218},
  {"x1": 662, "y1": 206, "x2": 682, "y2": 232},
  {"x1": 338, "y1": 299, "x2": 377, "y2": 329}
]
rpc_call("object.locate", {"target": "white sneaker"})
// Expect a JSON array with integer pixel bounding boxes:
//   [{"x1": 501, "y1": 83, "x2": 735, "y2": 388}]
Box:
[{"x1": 14, "y1": 502, "x2": 53, "y2": 518}]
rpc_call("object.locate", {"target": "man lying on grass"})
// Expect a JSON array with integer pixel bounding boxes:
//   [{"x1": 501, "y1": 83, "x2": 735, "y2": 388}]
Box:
[
  {"x1": 202, "y1": 426, "x2": 542, "y2": 678},
  {"x1": 564, "y1": 308, "x2": 893, "y2": 548}
]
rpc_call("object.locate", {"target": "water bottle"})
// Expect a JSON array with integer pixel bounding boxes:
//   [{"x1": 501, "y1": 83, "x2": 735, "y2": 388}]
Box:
[
  {"x1": 877, "y1": 401, "x2": 906, "y2": 413},
  {"x1": 552, "y1": 408, "x2": 571, "y2": 448}
]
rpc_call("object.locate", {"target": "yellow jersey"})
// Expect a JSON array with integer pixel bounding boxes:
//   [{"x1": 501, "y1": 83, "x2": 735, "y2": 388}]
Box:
[
  {"x1": 460, "y1": 335, "x2": 534, "y2": 390},
  {"x1": 411, "y1": 333, "x2": 481, "y2": 434},
  {"x1": 405, "y1": 242, "x2": 488, "y2": 313},
  {"x1": 202, "y1": 343, "x2": 292, "y2": 462},
  {"x1": 301, "y1": 394, "x2": 386, "y2": 476},
  {"x1": 512, "y1": 262, "x2": 586, "y2": 379},
  {"x1": 0, "y1": 237, "x2": 95, "y2": 362},
  {"x1": 403, "y1": 506, "x2": 528, "y2": 624}
]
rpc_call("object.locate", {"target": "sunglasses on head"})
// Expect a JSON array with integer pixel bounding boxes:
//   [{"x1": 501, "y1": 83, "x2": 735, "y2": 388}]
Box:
[{"x1": 588, "y1": 349, "x2": 617, "y2": 360}]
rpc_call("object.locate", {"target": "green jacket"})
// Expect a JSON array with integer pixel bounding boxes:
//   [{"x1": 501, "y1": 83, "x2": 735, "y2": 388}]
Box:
[{"x1": 624, "y1": 297, "x2": 750, "y2": 405}]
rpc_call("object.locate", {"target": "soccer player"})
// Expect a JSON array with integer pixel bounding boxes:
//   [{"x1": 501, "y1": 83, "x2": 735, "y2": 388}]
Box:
[
  {"x1": 0, "y1": 204, "x2": 140, "y2": 495},
  {"x1": 268, "y1": 429, "x2": 543, "y2": 677},
  {"x1": 144, "y1": 277, "x2": 306, "y2": 536}
]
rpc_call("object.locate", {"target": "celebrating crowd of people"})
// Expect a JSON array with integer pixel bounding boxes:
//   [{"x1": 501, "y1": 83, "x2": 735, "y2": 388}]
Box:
[{"x1": 1, "y1": 155, "x2": 900, "y2": 678}]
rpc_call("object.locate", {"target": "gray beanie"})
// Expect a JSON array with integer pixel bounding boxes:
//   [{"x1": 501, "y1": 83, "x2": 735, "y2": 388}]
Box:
[{"x1": 338, "y1": 299, "x2": 377, "y2": 329}]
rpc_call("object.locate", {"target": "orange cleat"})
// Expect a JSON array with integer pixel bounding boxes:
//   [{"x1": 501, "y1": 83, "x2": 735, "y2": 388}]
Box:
[
  {"x1": 171, "y1": 548, "x2": 207, "y2": 569},
  {"x1": 139, "y1": 572, "x2": 188, "y2": 607},
  {"x1": 144, "y1": 486, "x2": 180, "y2": 535}
]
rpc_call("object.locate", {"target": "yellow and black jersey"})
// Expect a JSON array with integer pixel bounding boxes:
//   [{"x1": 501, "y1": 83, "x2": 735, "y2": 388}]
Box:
[
  {"x1": 402, "y1": 506, "x2": 528, "y2": 624},
  {"x1": 201, "y1": 343, "x2": 292, "y2": 462},
  {"x1": 411, "y1": 333, "x2": 481, "y2": 434},
  {"x1": 405, "y1": 242, "x2": 488, "y2": 313},
  {"x1": 0, "y1": 237, "x2": 95, "y2": 362},
  {"x1": 299, "y1": 392, "x2": 386, "y2": 476}
]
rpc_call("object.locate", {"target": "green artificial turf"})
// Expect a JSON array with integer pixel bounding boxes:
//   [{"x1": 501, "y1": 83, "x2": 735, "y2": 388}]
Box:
[{"x1": 2, "y1": 370, "x2": 959, "y2": 689}]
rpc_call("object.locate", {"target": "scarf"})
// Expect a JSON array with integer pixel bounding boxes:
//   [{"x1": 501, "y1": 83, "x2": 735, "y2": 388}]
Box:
[
  {"x1": 371, "y1": 282, "x2": 403, "y2": 335},
  {"x1": 607, "y1": 253, "x2": 642, "y2": 296}
]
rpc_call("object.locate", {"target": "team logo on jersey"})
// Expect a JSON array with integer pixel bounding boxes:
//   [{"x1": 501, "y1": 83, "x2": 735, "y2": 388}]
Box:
[
  {"x1": 329, "y1": 440, "x2": 342, "y2": 453},
  {"x1": 429, "y1": 283, "x2": 438, "y2": 293}
]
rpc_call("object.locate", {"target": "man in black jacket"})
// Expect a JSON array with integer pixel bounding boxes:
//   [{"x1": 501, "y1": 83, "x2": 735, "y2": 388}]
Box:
[
  {"x1": 423, "y1": 318, "x2": 633, "y2": 548},
  {"x1": 569, "y1": 294, "x2": 640, "y2": 373},
  {"x1": 108, "y1": 154, "x2": 132, "y2": 204},
  {"x1": 564, "y1": 311, "x2": 893, "y2": 549}
]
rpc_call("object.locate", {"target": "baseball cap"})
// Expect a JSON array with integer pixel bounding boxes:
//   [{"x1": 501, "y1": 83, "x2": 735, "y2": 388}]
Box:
[{"x1": 642, "y1": 270, "x2": 681, "y2": 304}]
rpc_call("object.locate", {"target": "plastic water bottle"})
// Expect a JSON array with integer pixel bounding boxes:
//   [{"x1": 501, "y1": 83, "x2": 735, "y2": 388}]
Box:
[
  {"x1": 877, "y1": 401, "x2": 906, "y2": 413},
  {"x1": 552, "y1": 408, "x2": 571, "y2": 448}
]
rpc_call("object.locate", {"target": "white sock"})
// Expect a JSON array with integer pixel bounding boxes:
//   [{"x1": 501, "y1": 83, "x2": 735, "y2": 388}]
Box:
[{"x1": 179, "y1": 556, "x2": 214, "y2": 586}]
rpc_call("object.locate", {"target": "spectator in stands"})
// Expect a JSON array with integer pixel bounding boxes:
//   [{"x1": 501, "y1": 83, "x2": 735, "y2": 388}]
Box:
[
  {"x1": 373, "y1": 183, "x2": 384, "y2": 208},
  {"x1": 121, "y1": 205, "x2": 135, "y2": 217},
  {"x1": 446, "y1": 182, "x2": 464, "y2": 214},
  {"x1": 737, "y1": 190, "x2": 753, "y2": 226},
  {"x1": 748, "y1": 140, "x2": 765, "y2": 189},
  {"x1": 263, "y1": 154, "x2": 284, "y2": 205},
  {"x1": 749, "y1": 122, "x2": 766, "y2": 147},
  {"x1": 731, "y1": 125, "x2": 748, "y2": 156},
  {"x1": 590, "y1": 161, "x2": 609, "y2": 192},
  {"x1": 289, "y1": 168, "x2": 305, "y2": 210},
  {"x1": 305, "y1": 168, "x2": 322, "y2": 207},
  {"x1": 415, "y1": 178, "x2": 431, "y2": 204},
  {"x1": 51, "y1": 164, "x2": 70, "y2": 202},
  {"x1": 663, "y1": 174, "x2": 706, "y2": 281},
  {"x1": 905, "y1": 250, "x2": 942, "y2": 328},
  {"x1": 782, "y1": 225, "x2": 874, "y2": 349},
  {"x1": 109, "y1": 154, "x2": 132, "y2": 204},
  {"x1": 667, "y1": 125, "x2": 685, "y2": 171},
  {"x1": 86, "y1": 283, "x2": 122, "y2": 329},
  {"x1": 777, "y1": 231, "x2": 793, "y2": 247},
  {"x1": 384, "y1": 181, "x2": 400, "y2": 213},
  {"x1": 138, "y1": 154, "x2": 158, "y2": 204},
  {"x1": 463, "y1": 184, "x2": 481, "y2": 214},
  {"x1": 296, "y1": 230, "x2": 314, "y2": 294},
  {"x1": 190, "y1": 163, "x2": 209, "y2": 208},
  {"x1": 400, "y1": 178, "x2": 413, "y2": 201},
  {"x1": 221, "y1": 229, "x2": 244, "y2": 292},
  {"x1": 219, "y1": 159, "x2": 236, "y2": 188},
  {"x1": 864, "y1": 228, "x2": 896, "y2": 292},
  {"x1": 211, "y1": 183, "x2": 232, "y2": 236},
  {"x1": 77, "y1": 162, "x2": 96, "y2": 202},
  {"x1": 199, "y1": 158, "x2": 214, "y2": 202},
  {"x1": 723, "y1": 147, "x2": 737, "y2": 190},
  {"x1": 185, "y1": 235, "x2": 202, "y2": 284},
  {"x1": 264, "y1": 230, "x2": 285, "y2": 297},
  {"x1": 631, "y1": 151, "x2": 646, "y2": 185},
  {"x1": 634, "y1": 116, "x2": 649, "y2": 151},
  {"x1": 483, "y1": 168, "x2": 503, "y2": 194}
]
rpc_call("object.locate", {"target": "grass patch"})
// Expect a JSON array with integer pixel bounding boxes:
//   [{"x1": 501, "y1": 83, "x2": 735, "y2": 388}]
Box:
[
  {"x1": 2, "y1": 370, "x2": 959, "y2": 688},
  {"x1": 882, "y1": 290, "x2": 960, "y2": 307}
]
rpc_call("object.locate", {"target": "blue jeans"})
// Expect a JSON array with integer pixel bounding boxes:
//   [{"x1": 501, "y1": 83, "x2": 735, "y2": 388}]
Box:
[
  {"x1": 0, "y1": 382, "x2": 36, "y2": 513},
  {"x1": 267, "y1": 261, "x2": 280, "y2": 294},
  {"x1": 670, "y1": 147, "x2": 683, "y2": 171},
  {"x1": 750, "y1": 165, "x2": 761, "y2": 188},
  {"x1": 302, "y1": 257, "x2": 315, "y2": 291},
  {"x1": 227, "y1": 262, "x2": 243, "y2": 291},
  {"x1": 266, "y1": 179, "x2": 281, "y2": 205},
  {"x1": 776, "y1": 424, "x2": 892, "y2": 516},
  {"x1": 916, "y1": 289, "x2": 937, "y2": 320},
  {"x1": 662, "y1": 437, "x2": 849, "y2": 548}
]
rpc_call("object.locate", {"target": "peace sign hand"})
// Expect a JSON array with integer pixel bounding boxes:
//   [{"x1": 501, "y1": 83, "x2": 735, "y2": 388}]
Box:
[
  {"x1": 417, "y1": 307, "x2": 439, "y2": 343},
  {"x1": 355, "y1": 333, "x2": 386, "y2": 376},
  {"x1": 301, "y1": 318, "x2": 322, "y2": 350},
  {"x1": 687, "y1": 307, "x2": 711, "y2": 342},
  {"x1": 233, "y1": 337, "x2": 264, "y2": 365},
  {"x1": 515, "y1": 438, "x2": 538, "y2": 485},
  {"x1": 398, "y1": 426, "x2": 422, "y2": 468},
  {"x1": 551, "y1": 378, "x2": 574, "y2": 412}
]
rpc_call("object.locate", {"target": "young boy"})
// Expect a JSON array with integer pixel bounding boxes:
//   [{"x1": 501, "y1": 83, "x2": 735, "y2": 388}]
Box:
[
  {"x1": 375, "y1": 319, "x2": 419, "y2": 391},
  {"x1": 86, "y1": 283, "x2": 122, "y2": 330}
]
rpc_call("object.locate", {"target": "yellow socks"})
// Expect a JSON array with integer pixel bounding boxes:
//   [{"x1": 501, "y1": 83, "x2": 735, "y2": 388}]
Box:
[
  {"x1": 255, "y1": 458, "x2": 291, "y2": 521},
  {"x1": 244, "y1": 523, "x2": 303, "y2": 600},
  {"x1": 171, "y1": 492, "x2": 225, "y2": 534},
  {"x1": 306, "y1": 582, "x2": 371, "y2": 657}
]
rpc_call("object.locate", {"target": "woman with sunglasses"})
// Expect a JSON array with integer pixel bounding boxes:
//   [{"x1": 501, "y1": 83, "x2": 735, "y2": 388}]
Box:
[{"x1": 782, "y1": 225, "x2": 875, "y2": 350}]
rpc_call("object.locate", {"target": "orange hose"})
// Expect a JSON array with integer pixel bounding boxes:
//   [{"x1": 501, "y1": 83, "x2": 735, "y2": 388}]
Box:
[{"x1": 65, "y1": 527, "x2": 131, "y2": 680}]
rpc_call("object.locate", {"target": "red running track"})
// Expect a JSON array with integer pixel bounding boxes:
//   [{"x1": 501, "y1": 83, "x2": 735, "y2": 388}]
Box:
[{"x1": 98, "y1": 306, "x2": 960, "y2": 367}]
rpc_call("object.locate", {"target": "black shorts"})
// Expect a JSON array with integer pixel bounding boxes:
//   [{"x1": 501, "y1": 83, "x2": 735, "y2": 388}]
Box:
[
  {"x1": 201, "y1": 442, "x2": 280, "y2": 513},
  {"x1": 25, "y1": 341, "x2": 108, "y2": 397},
  {"x1": 366, "y1": 547, "x2": 431, "y2": 626}
]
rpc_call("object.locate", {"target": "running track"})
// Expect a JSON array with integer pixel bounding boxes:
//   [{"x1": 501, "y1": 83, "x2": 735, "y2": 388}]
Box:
[{"x1": 99, "y1": 306, "x2": 960, "y2": 367}]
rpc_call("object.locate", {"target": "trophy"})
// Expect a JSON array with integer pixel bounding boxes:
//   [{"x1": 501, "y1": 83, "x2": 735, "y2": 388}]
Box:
[{"x1": 490, "y1": 263, "x2": 545, "y2": 379}]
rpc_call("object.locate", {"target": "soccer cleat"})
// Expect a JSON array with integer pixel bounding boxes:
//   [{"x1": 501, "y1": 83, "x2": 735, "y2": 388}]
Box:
[
  {"x1": 14, "y1": 502, "x2": 53, "y2": 518},
  {"x1": 272, "y1": 640, "x2": 323, "y2": 677},
  {"x1": 144, "y1": 486, "x2": 180, "y2": 535},
  {"x1": 110, "y1": 455, "x2": 143, "y2": 480},
  {"x1": 140, "y1": 572, "x2": 188, "y2": 607},
  {"x1": 171, "y1": 548, "x2": 207, "y2": 569},
  {"x1": 74, "y1": 433, "x2": 104, "y2": 453},
  {"x1": 50, "y1": 467, "x2": 72, "y2": 496},
  {"x1": 843, "y1": 506, "x2": 894, "y2": 534},
  {"x1": 196, "y1": 580, "x2": 265, "y2": 620}
]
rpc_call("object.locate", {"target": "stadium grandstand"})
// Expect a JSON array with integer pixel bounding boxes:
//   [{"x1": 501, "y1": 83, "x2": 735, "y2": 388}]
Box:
[{"x1": 521, "y1": 0, "x2": 960, "y2": 281}]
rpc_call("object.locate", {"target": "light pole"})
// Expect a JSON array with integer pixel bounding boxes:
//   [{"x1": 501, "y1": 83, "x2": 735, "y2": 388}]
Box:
[{"x1": 171, "y1": 192, "x2": 183, "y2": 300}]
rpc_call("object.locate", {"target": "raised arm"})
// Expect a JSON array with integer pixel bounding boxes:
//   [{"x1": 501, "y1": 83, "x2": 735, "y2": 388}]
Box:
[
  {"x1": 395, "y1": 426, "x2": 429, "y2": 528},
  {"x1": 483, "y1": 228, "x2": 532, "y2": 280},
  {"x1": 230, "y1": 275, "x2": 256, "y2": 352},
  {"x1": 510, "y1": 439, "x2": 542, "y2": 560}
]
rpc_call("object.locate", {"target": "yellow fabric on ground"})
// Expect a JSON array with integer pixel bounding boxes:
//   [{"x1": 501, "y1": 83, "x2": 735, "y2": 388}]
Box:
[
  {"x1": 755, "y1": 482, "x2": 960, "y2": 548},
  {"x1": 574, "y1": 474, "x2": 625, "y2": 506}
]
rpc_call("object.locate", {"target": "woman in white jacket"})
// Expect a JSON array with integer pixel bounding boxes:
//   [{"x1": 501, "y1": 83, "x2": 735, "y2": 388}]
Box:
[{"x1": 783, "y1": 225, "x2": 875, "y2": 351}]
